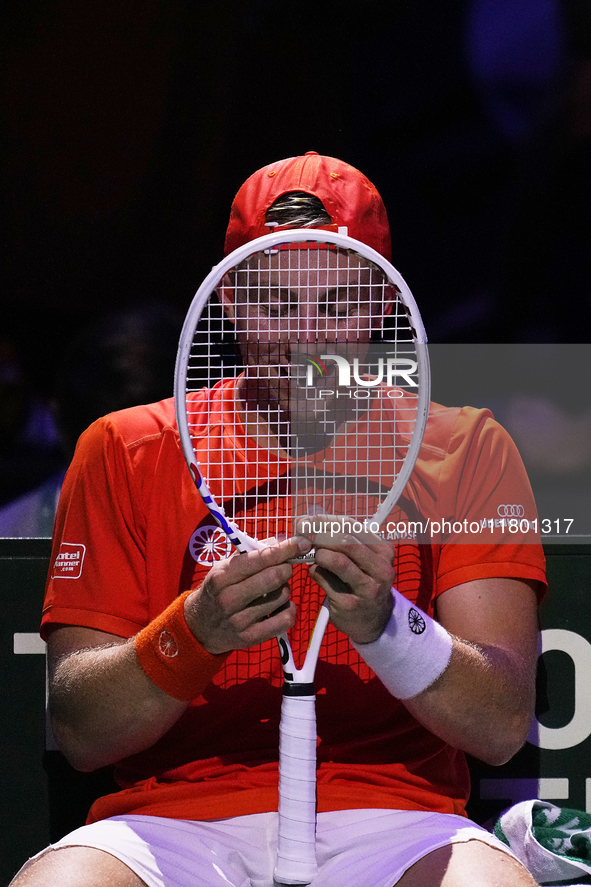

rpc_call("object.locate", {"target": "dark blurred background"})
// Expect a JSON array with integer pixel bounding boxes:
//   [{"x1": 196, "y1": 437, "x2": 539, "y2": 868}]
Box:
[{"x1": 2, "y1": 0, "x2": 591, "y2": 510}]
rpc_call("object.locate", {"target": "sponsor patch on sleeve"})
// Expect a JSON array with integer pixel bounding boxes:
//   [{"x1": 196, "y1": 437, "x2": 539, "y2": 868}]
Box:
[{"x1": 52, "y1": 543, "x2": 86, "y2": 579}]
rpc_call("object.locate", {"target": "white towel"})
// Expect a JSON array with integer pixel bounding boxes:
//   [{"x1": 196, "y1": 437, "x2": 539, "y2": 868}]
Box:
[{"x1": 494, "y1": 800, "x2": 591, "y2": 885}]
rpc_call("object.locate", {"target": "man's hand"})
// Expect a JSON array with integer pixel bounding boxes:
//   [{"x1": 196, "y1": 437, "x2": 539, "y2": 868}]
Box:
[
  {"x1": 185, "y1": 535, "x2": 312, "y2": 654},
  {"x1": 296, "y1": 515, "x2": 395, "y2": 645}
]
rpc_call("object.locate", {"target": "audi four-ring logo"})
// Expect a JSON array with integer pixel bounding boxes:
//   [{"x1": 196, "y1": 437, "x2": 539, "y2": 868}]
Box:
[{"x1": 497, "y1": 504, "x2": 525, "y2": 517}]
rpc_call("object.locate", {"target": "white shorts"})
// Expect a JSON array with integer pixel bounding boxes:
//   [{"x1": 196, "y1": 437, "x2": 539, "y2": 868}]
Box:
[{"x1": 21, "y1": 809, "x2": 520, "y2": 887}]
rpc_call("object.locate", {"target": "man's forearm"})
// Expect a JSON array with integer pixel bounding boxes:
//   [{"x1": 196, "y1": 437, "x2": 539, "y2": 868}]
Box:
[
  {"x1": 49, "y1": 633, "x2": 188, "y2": 771},
  {"x1": 352, "y1": 579, "x2": 540, "y2": 765},
  {"x1": 402, "y1": 636, "x2": 536, "y2": 765}
]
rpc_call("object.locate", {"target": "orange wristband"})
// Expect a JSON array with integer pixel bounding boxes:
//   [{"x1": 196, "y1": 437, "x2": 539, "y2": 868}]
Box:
[{"x1": 134, "y1": 591, "x2": 228, "y2": 701}]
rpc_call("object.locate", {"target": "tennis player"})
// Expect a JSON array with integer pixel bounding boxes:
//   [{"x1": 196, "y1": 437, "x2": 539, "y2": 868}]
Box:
[{"x1": 11, "y1": 153, "x2": 546, "y2": 887}]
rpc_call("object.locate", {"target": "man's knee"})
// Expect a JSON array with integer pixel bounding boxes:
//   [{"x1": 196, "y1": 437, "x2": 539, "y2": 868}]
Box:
[
  {"x1": 9, "y1": 846, "x2": 147, "y2": 887},
  {"x1": 396, "y1": 839, "x2": 537, "y2": 887}
]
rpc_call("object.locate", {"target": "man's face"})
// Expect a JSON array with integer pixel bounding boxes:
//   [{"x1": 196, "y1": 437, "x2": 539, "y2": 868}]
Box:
[{"x1": 221, "y1": 247, "x2": 388, "y2": 417}]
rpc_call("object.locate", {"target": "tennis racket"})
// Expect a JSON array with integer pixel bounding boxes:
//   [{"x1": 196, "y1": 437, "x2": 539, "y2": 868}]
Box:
[{"x1": 174, "y1": 228, "x2": 430, "y2": 885}]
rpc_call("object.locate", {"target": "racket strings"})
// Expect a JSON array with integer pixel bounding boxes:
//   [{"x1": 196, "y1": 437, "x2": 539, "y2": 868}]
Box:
[{"x1": 185, "y1": 240, "x2": 421, "y2": 543}]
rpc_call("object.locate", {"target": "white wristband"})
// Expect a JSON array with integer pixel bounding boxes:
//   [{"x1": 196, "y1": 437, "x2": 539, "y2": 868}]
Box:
[{"x1": 352, "y1": 587, "x2": 453, "y2": 699}]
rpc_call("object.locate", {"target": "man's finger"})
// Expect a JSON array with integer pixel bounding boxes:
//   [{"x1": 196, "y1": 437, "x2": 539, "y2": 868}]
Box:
[{"x1": 214, "y1": 535, "x2": 313, "y2": 589}]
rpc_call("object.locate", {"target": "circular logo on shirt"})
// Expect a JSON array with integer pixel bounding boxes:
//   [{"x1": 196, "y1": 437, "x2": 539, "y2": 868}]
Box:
[
  {"x1": 189, "y1": 523, "x2": 232, "y2": 565},
  {"x1": 408, "y1": 608, "x2": 426, "y2": 635},
  {"x1": 158, "y1": 630, "x2": 179, "y2": 658}
]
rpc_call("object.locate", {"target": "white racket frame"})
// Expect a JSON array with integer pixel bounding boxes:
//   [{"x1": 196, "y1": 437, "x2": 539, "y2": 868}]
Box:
[{"x1": 174, "y1": 228, "x2": 430, "y2": 885}]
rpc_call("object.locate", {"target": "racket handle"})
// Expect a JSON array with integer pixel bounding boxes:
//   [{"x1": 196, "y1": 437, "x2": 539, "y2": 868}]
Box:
[{"x1": 274, "y1": 690, "x2": 318, "y2": 886}]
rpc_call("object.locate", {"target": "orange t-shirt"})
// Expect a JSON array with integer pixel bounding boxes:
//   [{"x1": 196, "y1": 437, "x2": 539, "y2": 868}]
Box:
[{"x1": 42, "y1": 383, "x2": 546, "y2": 823}]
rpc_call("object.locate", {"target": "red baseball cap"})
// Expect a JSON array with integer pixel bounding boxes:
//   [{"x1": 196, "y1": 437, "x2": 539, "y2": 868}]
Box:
[{"x1": 224, "y1": 152, "x2": 391, "y2": 260}]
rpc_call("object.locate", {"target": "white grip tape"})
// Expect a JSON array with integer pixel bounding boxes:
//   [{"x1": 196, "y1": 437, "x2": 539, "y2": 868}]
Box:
[
  {"x1": 352, "y1": 587, "x2": 453, "y2": 700},
  {"x1": 274, "y1": 693, "x2": 318, "y2": 885}
]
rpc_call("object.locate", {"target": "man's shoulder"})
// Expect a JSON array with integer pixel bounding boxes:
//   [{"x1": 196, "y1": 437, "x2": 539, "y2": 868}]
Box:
[
  {"x1": 73, "y1": 398, "x2": 181, "y2": 461},
  {"x1": 422, "y1": 400, "x2": 497, "y2": 454},
  {"x1": 103, "y1": 397, "x2": 178, "y2": 444}
]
